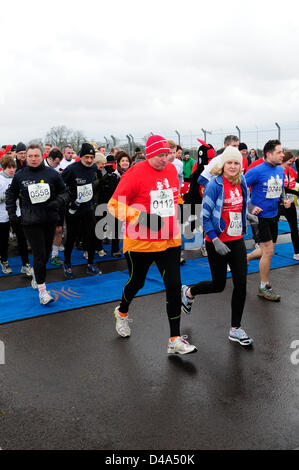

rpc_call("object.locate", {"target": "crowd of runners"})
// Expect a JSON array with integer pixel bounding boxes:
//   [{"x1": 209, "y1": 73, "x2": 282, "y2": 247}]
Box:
[{"x1": 0, "y1": 134, "x2": 298, "y2": 354}]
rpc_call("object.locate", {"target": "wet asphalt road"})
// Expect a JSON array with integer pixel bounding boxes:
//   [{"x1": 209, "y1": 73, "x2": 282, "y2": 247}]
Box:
[{"x1": 0, "y1": 246, "x2": 298, "y2": 450}]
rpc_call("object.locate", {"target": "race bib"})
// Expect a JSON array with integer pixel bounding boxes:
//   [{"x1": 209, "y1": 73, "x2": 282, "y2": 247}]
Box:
[
  {"x1": 150, "y1": 189, "x2": 175, "y2": 218},
  {"x1": 28, "y1": 183, "x2": 51, "y2": 204},
  {"x1": 227, "y1": 212, "x2": 242, "y2": 237},
  {"x1": 266, "y1": 176, "x2": 282, "y2": 199},
  {"x1": 77, "y1": 184, "x2": 93, "y2": 203},
  {"x1": 286, "y1": 194, "x2": 294, "y2": 203}
]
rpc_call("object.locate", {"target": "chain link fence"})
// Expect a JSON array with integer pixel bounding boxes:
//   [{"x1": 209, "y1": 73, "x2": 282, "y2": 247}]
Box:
[{"x1": 98, "y1": 124, "x2": 299, "y2": 157}]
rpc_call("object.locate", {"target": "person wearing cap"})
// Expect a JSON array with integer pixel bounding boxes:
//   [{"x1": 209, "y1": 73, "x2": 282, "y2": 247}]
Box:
[
  {"x1": 181, "y1": 146, "x2": 254, "y2": 347},
  {"x1": 15, "y1": 142, "x2": 27, "y2": 171},
  {"x1": 107, "y1": 134, "x2": 197, "y2": 355},
  {"x1": 62, "y1": 142, "x2": 102, "y2": 277},
  {"x1": 91, "y1": 152, "x2": 107, "y2": 258},
  {"x1": 245, "y1": 139, "x2": 290, "y2": 301},
  {"x1": 238, "y1": 143, "x2": 249, "y2": 174}
]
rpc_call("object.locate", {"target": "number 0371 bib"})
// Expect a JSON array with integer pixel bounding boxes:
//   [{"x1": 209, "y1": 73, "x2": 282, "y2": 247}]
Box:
[
  {"x1": 28, "y1": 183, "x2": 51, "y2": 204},
  {"x1": 150, "y1": 189, "x2": 175, "y2": 218}
]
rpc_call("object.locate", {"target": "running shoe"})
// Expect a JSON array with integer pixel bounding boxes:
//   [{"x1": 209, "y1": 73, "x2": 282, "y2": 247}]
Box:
[
  {"x1": 1, "y1": 261, "x2": 12, "y2": 274},
  {"x1": 96, "y1": 249, "x2": 107, "y2": 257},
  {"x1": 20, "y1": 264, "x2": 33, "y2": 277},
  {"x1": 86, "y1": 264, "x2": 102, "y2": 275},
  {"x1": 114, "y1": 306, "x2": 132, "y2": 337},
  {"x1": 167, "y1": 335, "x2": 197, "y2": 355},
  {"x1": 181, "y1": 285, "x2": 194, "y2": 315},
  {"x1": 51, "y1": 256, "x2": 63, "y2": 266},
  {"x1": 31, "y1": 273, "x2": 38, "y2": 289},
  {"x1": 112, "y1": 251, "x2": 122, "y2": 258},
  {"x1": 63, "y1": 263, "x2": 75, "y2": 279},
  {"x1": 39, "y1": 290, "x2": 54, "y2": 305},
  {"x1": 258, "y1": 285, "x2": 280, "y2": 301},
  {"x1": 293, "y1": 253, "x2": 299, "y2": 261},
  {"x1": 229, "y1": 327, "x2": 253, "y2": 346},
  {"x1": 200, "y1": 245, "x2": 208, "y2": 257},
  {"x1": 83, "y1": 251, "x2": 88, "y2": 259}
]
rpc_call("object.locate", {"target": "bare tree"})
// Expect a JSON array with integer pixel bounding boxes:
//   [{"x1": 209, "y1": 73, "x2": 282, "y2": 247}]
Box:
[
  {"x1": 28, "y1": 138, "x2": 44, "y2": 147},
  {"x1": 45, "y1": 125, "x2": 73, "y2": 150},
  {"x1": 69, "y1": 130, "x2": 87, "y2": 153},
  {"x1": 45, "y1": 125, "x2": 87, "y2": 153}
]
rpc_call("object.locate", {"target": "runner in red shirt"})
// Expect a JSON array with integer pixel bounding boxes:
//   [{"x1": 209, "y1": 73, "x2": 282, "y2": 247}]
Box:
[
  {"x1": 108, "y1": 134, "x2": 197, "y2": 356},
  {"x1": 279, "y1": 151, "x2": 299, "y2": 259},
  {"x1": 181, "y1": 146, "x2": 253, "y2": 347}
]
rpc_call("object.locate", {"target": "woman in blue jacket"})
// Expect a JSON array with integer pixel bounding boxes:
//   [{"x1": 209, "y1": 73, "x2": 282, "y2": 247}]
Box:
[{"x1": 181, "y1": 146, "x2": 253, "y2": 346}]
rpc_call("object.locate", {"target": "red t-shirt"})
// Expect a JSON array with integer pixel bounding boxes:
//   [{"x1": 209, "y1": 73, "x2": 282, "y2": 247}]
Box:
[
  {"x1": 247, "y1": 157, "x2": 264, "y2": 171},
  {"x1": 109, "y1": 160, "x2": 181, "y2": 252},
  {"x1": 206, "y1": 176, "x2": 243, "y2": 243},
  {"x1": 242, "y1": 156, "x2": 248, "y2": 174},
  {"x1": 284, "y1": 167, "x2": 298, "y2": 204},
  {"x1": 284, "y1": 167, "x2": 297, "y2": 189}
]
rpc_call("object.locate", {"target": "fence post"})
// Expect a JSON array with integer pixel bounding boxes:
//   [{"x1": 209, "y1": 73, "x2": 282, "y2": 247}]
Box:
[
  {"x1": 175, "y1": 130, "x2": 181, "y2": 146},
  {"x1": 275, "y1": 122, "x2": 281, "y2": 140}
]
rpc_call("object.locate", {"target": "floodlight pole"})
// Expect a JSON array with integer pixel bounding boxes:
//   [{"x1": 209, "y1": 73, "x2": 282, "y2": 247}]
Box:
[
  {"x1": 275, "y1": 122, "x2": 281, "y2": 140},
  {"x1": 201, "y1": 128, "x2": 212, "y2": 142},
  {"x1": 104, "y1": 136, "x2": 110, "y2": 151},
  {"x1": 175, "y1": 130, "x2": 181, "y2": 146},
  {"x1": 126, "y1": 135, "x2": 132, "y2": 154}
]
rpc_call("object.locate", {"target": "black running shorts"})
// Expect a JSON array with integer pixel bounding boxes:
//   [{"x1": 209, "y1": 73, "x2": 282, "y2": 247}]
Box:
[{"x1": 258, "y1": 216, "x2": 278, "y2": 243}]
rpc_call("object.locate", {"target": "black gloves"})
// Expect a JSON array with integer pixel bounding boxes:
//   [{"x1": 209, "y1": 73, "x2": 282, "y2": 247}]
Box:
[
  {"x1": 138, "y1": 211, "x2": 164, "y2": 232},
  {"x1": 9, "y1": 214, "x2": 20, "y2": 228},
  {"x1": 47, "y1": 199, "x2": 60, "y2": 211}
]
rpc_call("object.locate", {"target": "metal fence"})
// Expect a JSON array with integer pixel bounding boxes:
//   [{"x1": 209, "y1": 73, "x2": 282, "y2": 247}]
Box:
[{"x1": 99, "y1": 123, "x2": 299, "y2": 157}]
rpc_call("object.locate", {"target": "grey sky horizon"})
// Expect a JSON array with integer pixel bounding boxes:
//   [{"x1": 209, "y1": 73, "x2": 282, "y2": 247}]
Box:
[{"x1": 1, "y1": 0, "x2": 299, "y2": 149}]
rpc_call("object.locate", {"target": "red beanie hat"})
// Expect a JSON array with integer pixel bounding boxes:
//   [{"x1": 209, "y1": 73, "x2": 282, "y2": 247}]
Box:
[{"x1": 145, "y1": 135, "x2": 170, "y2": 159}]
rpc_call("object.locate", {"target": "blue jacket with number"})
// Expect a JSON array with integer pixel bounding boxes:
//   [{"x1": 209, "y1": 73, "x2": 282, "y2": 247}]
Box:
[{"x1": 202, "y1": 174, "x2": 248, "y2": 241}]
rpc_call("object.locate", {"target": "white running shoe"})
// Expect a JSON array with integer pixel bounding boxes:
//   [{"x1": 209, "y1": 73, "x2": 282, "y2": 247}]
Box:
[
  {"x1": 167, "y1": 335, "x2": 197, "y2": 355},
  {"x1": 200, "y1": 245, "x2": 208, "y2": 257},
  {"x1": 181, "y1": 285, "x2": 194, "y2": 315},
  {"x1": 1, "y1": 261, "x2": 12, "y2": 274},
  {"x1": 229, "y1": 327, "x2": 253, "y2": 346},
  {"x1": 293, "y1": 253, "x2": 299, "y2": 261},
  {"x1": 96, "y1": 249, "x2": 107, "y2": 257},
  {"x1": 31, "y1": 273, "x2": 38, "y2": 289},
  {"x1": 114, "y1": 306, "x2": 132, "y2": 337},
  {"x1": 39, "y1": 290, "x2": 54, "y2": 305},
  {"x1": 20, "y1": 264, "x2": 33, "y2": 277},
  {"x1": 83, "y1": 251, "x2": 88, "y2": 259}
]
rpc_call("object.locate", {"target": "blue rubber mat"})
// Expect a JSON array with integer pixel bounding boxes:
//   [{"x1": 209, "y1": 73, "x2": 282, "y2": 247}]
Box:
[
  {"x1": 0, "y1": 242, "x2": 298, "y2": 325},
  {"x1": 0, "y1": 244, "x2": 124, "y2": 277}
]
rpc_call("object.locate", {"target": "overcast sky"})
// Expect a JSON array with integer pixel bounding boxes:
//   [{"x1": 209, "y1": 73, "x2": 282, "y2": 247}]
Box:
[{"x1": 1, "y1": 0, "x2": 299, "y2": 148}]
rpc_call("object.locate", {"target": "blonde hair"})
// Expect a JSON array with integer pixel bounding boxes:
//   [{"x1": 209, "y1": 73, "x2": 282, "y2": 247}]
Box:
[
  {"x1": 210, "y1": 163, "x2": 242, "y2": 186},
  {"x1": 94, "y1": 152, "x2": 106, "y2": 164},
  {"x1": 168, "y1": 139, "x2": 177, "y2": 149}
]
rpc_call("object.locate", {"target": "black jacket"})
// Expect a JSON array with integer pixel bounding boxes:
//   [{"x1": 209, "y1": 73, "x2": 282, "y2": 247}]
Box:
[
  {"x1": 62, "y1": 160, "x2": 97, "y2": 214},
  {"x1": 101, "y1": 167, "x2": 120, "y2": 203},
  {"x1": 6, "y1": 163, "x2": 69, "y2": 225}
]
